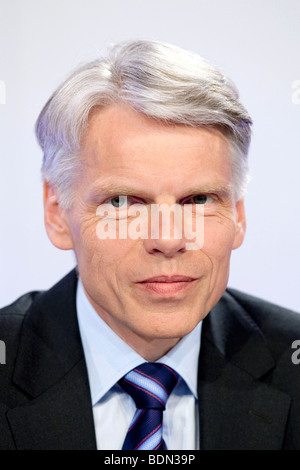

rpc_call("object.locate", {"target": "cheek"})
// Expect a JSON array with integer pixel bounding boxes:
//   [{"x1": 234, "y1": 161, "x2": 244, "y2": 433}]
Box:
[
  {"x1": 76, "y1": 230, "x2": 140, "y2": 285},
  {"x1": 202, "y1": 215, "x2": 237, "y2": 260},
  {"x1": 68, "y1": 216, "x2": 111, "y2": 276},
  {"x1": 196, "y1": 215, "x2": 237, "y2": 311}
]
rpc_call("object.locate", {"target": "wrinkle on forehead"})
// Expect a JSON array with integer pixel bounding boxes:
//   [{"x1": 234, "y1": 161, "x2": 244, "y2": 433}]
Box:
[{"x1": 77, "y1": 103, "x2": 234, "y2": 201}]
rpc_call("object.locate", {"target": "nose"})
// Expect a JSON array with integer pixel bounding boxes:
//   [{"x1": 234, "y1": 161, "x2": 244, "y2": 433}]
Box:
[
  {"x1": 143, "y1": 236, "x2": 187, "y2": 257},
  {"x1": 143, "y1": 203, "x2": 187, "y2": 257}
]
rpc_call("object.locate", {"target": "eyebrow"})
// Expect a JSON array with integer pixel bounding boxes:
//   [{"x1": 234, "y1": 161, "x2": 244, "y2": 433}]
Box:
[
  {"x1": 179, "y1": 184, "x2": 234, "y2": 198},
  {"x1": 88, "y1": 182, "x2": 151, "y2": 200},
  {"x1": 88, "y1": 180, "x2": 234, "y2": 202}
]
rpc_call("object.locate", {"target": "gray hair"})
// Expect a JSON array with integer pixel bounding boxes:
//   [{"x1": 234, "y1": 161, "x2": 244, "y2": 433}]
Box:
[{"x1": 36, "y1": 40, "x2": 252, "y2": 208}]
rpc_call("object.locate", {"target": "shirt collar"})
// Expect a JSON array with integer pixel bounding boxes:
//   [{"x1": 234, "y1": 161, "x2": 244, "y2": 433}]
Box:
[{"x1": 76, "y1": 278, "x2": 201, "y2": 405}]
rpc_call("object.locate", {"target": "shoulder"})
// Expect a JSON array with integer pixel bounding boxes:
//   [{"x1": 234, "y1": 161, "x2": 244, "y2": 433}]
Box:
[
  {"x1": 0, "y1": 270, "x2": 78, "y2": 398},
  {"x1": 226, "y1": 287, "x2": 300, "y2": 329},
  {"x1": 208, "y1": 289, "x2": 300, "y2": 449},
  {"x1": 0, "y1": 291, "x2": 41, "y2": 335},
  {"x1": 0, "y1": 291, "x2": 42, "y2": 366},
  {"x1": 0, "y1": 268, "x2": 78, "y2": 342},
  {"x1": 225, "y1": 287, "x2": 300, "y2": 359},
  {"x1": 226, "y1": 287, "x2": 299, "y2": 317}
]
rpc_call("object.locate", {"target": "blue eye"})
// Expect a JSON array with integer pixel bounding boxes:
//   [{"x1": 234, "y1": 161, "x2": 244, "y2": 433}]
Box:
[
  {"x1": 110, "y1": 196, "x2": 127, "y2": 208},
  {"x1": 192, "y1": 195, "x2": 208, "y2": 204}
]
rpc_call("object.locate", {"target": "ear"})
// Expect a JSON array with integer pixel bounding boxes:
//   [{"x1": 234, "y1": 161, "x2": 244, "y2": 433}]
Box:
[
  {"x1": 232, "y1": 198, "x2": 246, "y2": 250},
  {"x1": 43, "y1": 181, "x2": 74, "y2": 250}
]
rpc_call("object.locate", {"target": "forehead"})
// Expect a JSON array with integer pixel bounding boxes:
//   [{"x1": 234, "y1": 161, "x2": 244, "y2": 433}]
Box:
[{"x1": 80, "y1": 103, "x2": 233, "y2": 194}]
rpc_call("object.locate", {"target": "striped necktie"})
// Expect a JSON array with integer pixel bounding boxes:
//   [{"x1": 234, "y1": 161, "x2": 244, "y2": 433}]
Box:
[{"x1": 118, "y1": 362, "x2": 178, "y2": 450}]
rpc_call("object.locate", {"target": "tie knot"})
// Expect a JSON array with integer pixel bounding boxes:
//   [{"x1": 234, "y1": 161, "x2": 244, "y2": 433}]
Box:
[{"x1": 119, "y1": 362, "x2": 178, "y2": 410}]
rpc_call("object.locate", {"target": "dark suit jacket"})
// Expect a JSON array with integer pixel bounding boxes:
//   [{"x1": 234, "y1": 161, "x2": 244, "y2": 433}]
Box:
[{"x1": 1, "y1": 269, "x2": 300, "y2": 450}]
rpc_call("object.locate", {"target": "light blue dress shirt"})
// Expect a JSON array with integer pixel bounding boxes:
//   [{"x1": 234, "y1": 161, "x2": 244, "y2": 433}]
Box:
[{"x1": 76, "y1": 278, "x2": 201, "y2": 450}]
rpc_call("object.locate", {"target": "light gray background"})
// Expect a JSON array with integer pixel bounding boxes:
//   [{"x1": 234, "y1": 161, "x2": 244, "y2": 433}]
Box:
[{"x1": 0, "y1": 0, "x2": 299, "y2": 311}]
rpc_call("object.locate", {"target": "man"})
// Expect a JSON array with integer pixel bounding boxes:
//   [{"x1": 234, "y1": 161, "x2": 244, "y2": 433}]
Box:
[{"x1": 0, "y1": 40, "x2": 300, "y2": 450}]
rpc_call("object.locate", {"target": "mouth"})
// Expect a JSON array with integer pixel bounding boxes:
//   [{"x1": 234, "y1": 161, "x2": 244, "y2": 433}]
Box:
[{"x1": 138, "y1": 275, "x2": 198, "y2": 296}]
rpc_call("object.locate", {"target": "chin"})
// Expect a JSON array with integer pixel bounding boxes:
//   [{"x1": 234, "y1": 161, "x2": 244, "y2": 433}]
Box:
[{"x1": 138, "y1": 314, "x2": 200, "y2": 340}]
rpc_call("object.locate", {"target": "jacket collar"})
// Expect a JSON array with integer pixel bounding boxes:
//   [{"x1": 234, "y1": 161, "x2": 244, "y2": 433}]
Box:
[
  {"x1": 198, "y1": 290, "x2": 291, "y2": 449},
  {"x1": 7, "y1": 269, "x2": 97, "y2": 449},
  {"x1": 7, "y1": 271, "x2": 292, "y2": 450},
  {"x1": 12, "y1": 269, "x2": 82, "y2": 396},
  {"x1": 200, "y1": 289, "x2": 276, "y2": 380}
]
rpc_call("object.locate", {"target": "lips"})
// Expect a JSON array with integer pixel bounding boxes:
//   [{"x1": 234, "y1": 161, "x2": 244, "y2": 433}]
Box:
[
  {"x1": 140, "y1": 275, "x2": 196, "y2": 283},
  {"x1": 138, "y1": 275, "x2": 197, "y2": 296}
]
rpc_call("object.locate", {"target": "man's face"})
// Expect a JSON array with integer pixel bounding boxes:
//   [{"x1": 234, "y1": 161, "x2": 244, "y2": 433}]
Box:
[{"x1": 45, "y1": 103, "x2": 245, "y2": 359}]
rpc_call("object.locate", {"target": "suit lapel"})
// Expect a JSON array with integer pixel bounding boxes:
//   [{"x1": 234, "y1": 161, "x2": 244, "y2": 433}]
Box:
[
  {"x1": 198, "y1": 290, "x2": 291, "y2": 450},
  {"x1": 7, "y1": 358, "x2": 96, "y2": 449},
  {"x1": 7, "y1": 269, "x2": 97, "y2": 450},
  {"x1": 6, "y1": 271, "x2": 292, "y2": 449}
]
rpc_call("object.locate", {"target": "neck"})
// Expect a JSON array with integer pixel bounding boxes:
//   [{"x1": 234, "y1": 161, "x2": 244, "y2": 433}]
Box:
[
  {"x1": 123, "y1": 335, "x2": 182, "y2": 362},
  {"x1": 83, "y1": 287, "x2": 183, "y2": 361}
]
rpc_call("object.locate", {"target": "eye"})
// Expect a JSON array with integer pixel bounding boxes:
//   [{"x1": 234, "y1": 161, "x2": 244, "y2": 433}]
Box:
[
  {"x1": 109, "y1": 196, "x2": 128, "y2": 208},
  {"x1": 190, "y1": 194, "x2": 213, "y2": 205},
  {"x1": 192, "y1": 195, "x2": 207, "y2": 204}
]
